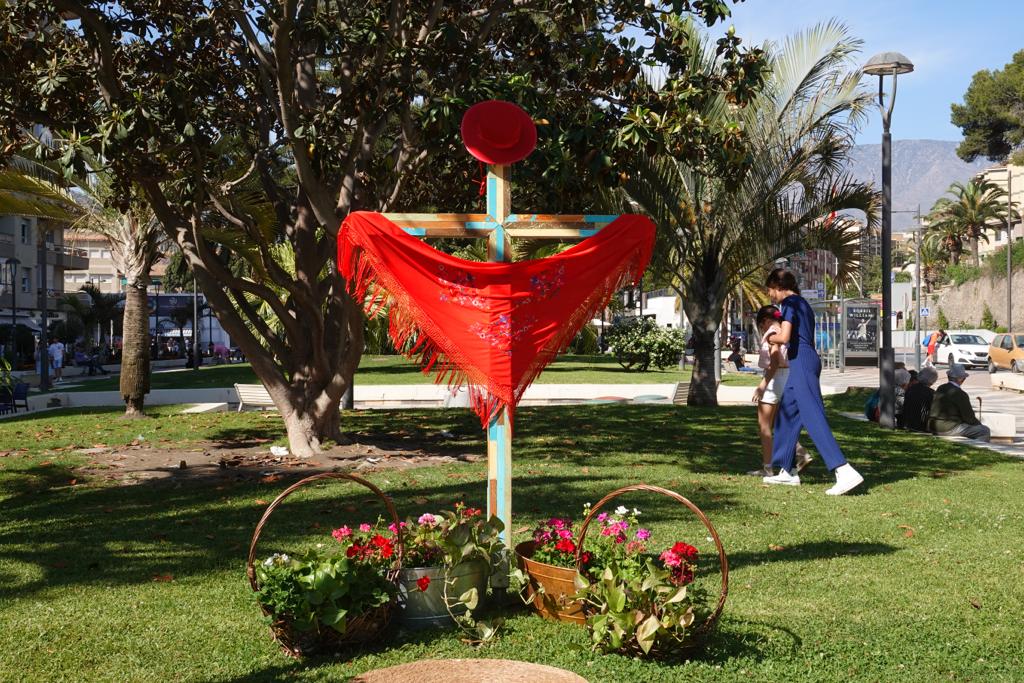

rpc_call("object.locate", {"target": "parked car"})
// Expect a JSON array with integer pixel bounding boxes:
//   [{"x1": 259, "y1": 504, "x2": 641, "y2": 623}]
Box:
[
  {"x1": 989, "y1": 333, "x2": 1024, "y2": 373},
  {"x1": 936, "y1": 333, "x2": 990, "y2": 369}
]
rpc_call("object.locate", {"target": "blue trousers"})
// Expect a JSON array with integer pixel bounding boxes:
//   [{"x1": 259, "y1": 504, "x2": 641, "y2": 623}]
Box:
[{"x1": 771, "y1": 347, "x2": 848, "y2": 472}]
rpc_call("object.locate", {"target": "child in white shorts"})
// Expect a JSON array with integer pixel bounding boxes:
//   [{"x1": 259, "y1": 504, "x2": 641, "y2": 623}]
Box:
[{"x1": 749, "y1": 305, "x2": 812, "y2": 476}]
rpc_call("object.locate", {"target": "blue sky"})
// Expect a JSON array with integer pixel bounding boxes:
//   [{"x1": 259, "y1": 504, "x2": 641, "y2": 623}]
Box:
[{"x1": 716, "y1": 0, "x2": 1024, "y2": 145}]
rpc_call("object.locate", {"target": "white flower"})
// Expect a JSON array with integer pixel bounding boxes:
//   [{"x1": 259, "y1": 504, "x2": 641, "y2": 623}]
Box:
[
  {"x1": 280, "y1": 553, "x2": 290, "y2": 563},
  {"x1": 632, "y1": 508, "x2": 641, "y2": 516},
  {"x1": 263, "y1": 557, "x2": 274, "y2": 567},
  {"x1": 615, "y1": 505, "x2": 628, "y2": 515}
]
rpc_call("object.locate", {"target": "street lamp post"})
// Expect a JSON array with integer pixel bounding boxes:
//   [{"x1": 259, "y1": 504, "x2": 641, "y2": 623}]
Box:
[
  {"x1": 192, "y1": 277, "x2": 201, "y2": 372},
  {"x1": 864, "y1": 51, "x2": 914, "y2": 429},
  {"x1": 914, "y1": 205, "x2": 922, "y2": 371},
  {"x1": 6, "y1": 258, "x2": 19, "y2": 365},
  {"x1": 1006, "y1": 170, "x2": 1014, "y2": 333}
]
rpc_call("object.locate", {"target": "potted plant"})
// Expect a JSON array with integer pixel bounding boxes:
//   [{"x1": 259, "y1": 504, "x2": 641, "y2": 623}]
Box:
[
  {"x1": 252, "y1": 520, "x2": 398, "y2": 657},
  {"x1": 397, "y1": 503, "x2": 505, "y2": 630},
  {"x1": 513, "y1": 508, "x2": 593, "y2": 624},
  {"x1": 571, "y1": 485, "x2": 727, "y2": 658}
]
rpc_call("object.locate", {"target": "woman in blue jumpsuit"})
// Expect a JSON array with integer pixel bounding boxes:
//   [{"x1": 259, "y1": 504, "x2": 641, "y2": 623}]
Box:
[{"x1": 762, "y1": 269, "x2": 864, "y2": 495}]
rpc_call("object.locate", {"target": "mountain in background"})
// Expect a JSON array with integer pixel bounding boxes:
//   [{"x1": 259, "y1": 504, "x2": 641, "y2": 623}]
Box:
[{"x1": 844, "y1": 139, "x2": 992, "y2": 231}]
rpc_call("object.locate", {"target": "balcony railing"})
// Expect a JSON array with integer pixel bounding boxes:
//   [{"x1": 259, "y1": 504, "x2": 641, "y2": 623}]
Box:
[
  {"x1": 45, "y1": 242, "x2": 90, "y2": 269},
  {"x1": 47, "y1": 243, "x2": 89, "y2": 258}
]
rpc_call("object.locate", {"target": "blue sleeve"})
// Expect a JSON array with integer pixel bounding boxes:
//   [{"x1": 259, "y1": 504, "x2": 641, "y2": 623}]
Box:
[{"x1": 781, "y1": 300, "x2": 797, "y2": 325}]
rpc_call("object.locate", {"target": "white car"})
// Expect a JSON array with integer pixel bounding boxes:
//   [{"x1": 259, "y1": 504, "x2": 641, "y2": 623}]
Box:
[{"x1": 937, "y1": 333, "x2": 990, "y2": 369}]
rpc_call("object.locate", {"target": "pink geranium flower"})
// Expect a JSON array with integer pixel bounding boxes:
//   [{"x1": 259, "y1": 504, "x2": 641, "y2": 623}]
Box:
[
  {"x1": 636, "y1": 528, "x2": 651, "y2": 541},
  {"x1": 417, "y1": 513, "x2": 438, "y2": 527},
  {"x1": 332, "y1": 526, "x2": 352, "y2": 542},
  {"x1": 359, "y1": 523, "x2": 371, "y2": 533}
]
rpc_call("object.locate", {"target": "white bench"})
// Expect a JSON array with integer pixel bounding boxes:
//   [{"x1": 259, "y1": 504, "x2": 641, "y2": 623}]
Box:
[
  {"x1": 234, "y1": 383, "x2": 276, "y2": 411},
  {"x1": 991, "y1": 372, "x2": 1024, "y2": 393},
  {"x1": 979, "y1": 412, "x2": 1017, "y2": 444}
]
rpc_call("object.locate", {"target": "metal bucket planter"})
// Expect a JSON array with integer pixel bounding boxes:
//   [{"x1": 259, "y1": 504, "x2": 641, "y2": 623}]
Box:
[
  {"x1": 397, "y1": 560, "x2": 488, "y2": 630},
  {"x1": 514, "y1": 540, "x2": 585, "y2": 624}
]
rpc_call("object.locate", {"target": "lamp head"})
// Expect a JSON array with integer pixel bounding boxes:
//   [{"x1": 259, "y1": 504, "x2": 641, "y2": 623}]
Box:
[
  {"x1": 863, "y1": 51, "x2": 914, "y2": 76},
  {"x1": 6, "y1": 258, "x2": 19, "y2": 277}
]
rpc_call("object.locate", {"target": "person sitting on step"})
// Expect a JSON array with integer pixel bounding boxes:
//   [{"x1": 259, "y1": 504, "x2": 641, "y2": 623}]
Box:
[{"x1": 928, "y1": 364, "x2": 991, "y2": 442}]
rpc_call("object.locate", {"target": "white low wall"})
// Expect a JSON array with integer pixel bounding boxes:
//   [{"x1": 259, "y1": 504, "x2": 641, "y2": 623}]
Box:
[
  {"x1": 25, "y1": 381, "x2": 846, "y2": 413},
  {"x1": 991, "y1": 373, "x2": 1024, "y2": 393}
]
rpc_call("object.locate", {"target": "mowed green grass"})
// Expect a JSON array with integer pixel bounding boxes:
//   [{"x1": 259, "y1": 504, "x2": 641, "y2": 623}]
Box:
[
  {"x1": 1, "y1": 401, "x2": 1021, "y2": 681},
  {"x1": 62, "y1": 354, "x2": 760, "y2": 392}
]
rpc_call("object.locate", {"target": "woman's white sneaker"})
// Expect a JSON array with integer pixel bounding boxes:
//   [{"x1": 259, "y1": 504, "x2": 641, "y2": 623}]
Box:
[
  {"x1": 763, "y1": 470, "x2": 800, "y2": 486},
  {"x1": 825, "y1": 464, "x2": 863, "y2": 495}
]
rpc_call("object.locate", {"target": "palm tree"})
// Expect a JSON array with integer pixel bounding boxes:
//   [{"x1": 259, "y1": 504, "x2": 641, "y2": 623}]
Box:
[
  {"x1": 923, "y1": 198, "x2": 964, "y2": 266},
  {"x1": 623, "y1": 21, "x2": 878, "y2": 405},
  {"x1": 62, "y1": 152, "x2": 164, "y2": 417},
  {"x1": 928, "y1": 180, "x2": 1009, "y2": 267}
]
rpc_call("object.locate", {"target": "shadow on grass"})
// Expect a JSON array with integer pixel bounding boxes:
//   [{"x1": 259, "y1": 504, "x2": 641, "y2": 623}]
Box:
[
  {"x1": 0, "y1": 403, "x2": 1007, "y2": 604},
  {"x1": 727, "y1": 540, "x2": 898, "y2": 570}
]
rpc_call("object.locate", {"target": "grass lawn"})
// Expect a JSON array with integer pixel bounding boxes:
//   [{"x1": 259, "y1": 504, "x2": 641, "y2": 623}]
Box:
[
  {"x1": 2, "y1": 400, "x2": 1020, "y2": 681},
  {"x1": 61, "y1": 354, "x2": 761, "y2": 392}
]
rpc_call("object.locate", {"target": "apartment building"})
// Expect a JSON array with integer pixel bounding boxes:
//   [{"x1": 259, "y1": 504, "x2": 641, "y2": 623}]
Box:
[
  {"x1": 974, "y1": 164, "x2": 1024, "y2": 257},
  {"x1": 62, "y1": 229, "x2": 167, "y2": 295},
  {"x1": 0, "y1": 214, "x2": 88, "y2": 331}
]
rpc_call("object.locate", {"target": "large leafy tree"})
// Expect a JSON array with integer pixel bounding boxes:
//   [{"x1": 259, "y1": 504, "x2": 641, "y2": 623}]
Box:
[
  {"x1": 624, "y1": 20, "x2": 877, "y2": 405},
  {"x1": 0, "y1": 1, "x2": 766, "y2": 455},
  {"x1": 951, "y1": 50, "x2": 1024, "y2": 163},
  {"x1": 927, "y1": 180, "x2": 1009, "y2": 267}
]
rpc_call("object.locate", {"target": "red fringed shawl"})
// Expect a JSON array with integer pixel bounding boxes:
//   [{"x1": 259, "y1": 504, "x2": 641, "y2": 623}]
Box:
[{"x1": 338, "y1": 211, "x2": 656, "y2": 427}]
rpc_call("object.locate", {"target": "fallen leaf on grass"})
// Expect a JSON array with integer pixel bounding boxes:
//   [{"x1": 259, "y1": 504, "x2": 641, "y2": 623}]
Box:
[
  {"x1": 412, "y1": 496, "x2": 429, "y2": 505},
  {"x1": 514, "y1": 526, "x2": 531, "y2": 535},
  {"x1": 39, "y1": 461, "x2": 53, "y2": 466},
  {"x1": 68, "y1": 479, "x2": 77, "y2": 486},
  {"x1": 768, "y1": 544, "x2": 786, "y2": 552},
  {"x1": 969, "y1": 598, "x2": 982, "y2": 609},
  {"x1": 152, "y1": 574, "x2": 174, "y2": 582},
  {"x1": 260, "y1": 474, "x2": 282, "y2": 483},
  {"x1": 898, "y1": 524, "x2": 915, "y2": 538},
  {"x1": 255, "y1": 499, "x2": 269, "y2": 505}
]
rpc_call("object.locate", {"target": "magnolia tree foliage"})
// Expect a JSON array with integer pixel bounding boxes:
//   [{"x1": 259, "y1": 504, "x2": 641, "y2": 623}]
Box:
[{"x1": 0, "y1": 0, "x2": 765, "y2": 454}]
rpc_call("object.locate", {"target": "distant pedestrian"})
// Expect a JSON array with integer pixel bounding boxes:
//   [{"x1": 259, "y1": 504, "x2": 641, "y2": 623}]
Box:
[
  {"x1": 761, "y1": 268, "x2": 864, "y2": 495},
  {"x1": 47, "y1": 339, "x2": 65, "y2": 383},
  {"x1": 749, "y1": 305, "x2": 812, "y2": 477},
  {"x1": 928, "y1": 364, "x2": 990, "y2": 441}
]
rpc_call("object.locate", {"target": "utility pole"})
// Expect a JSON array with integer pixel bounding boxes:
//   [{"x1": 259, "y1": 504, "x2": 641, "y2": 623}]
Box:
[{"x1": 915, "y1": 205, "x2": 922, "y2": 370}]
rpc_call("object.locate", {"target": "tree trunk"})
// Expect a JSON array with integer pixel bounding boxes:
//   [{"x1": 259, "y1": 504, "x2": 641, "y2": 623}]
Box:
[
  {"x1": 120, "y1": 282, "x2": 151, "y2": 418},
  {"x1": 970, "y1": 237, "x2": 980, "y2": 267},
  {"x1": 185, "y1": 262, "x2": 363, "y2": 457},
  {"x1": 687, "y1": 322, "x2": 720, "y2": 405}
]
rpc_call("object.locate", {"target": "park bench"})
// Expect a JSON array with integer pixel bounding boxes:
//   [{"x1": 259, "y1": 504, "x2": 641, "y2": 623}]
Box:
[
  {"x1": 990, "y1": 372, "x2": 1024, "y2": 394},
  {"x1": 234, "y1": 383, "x2": 277, "y2": 412}
]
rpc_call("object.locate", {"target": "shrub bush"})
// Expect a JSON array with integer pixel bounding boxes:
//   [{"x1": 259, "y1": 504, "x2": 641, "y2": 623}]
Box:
[{"x1": 605, "y1": 318, "x2": 685, "y2": 371}]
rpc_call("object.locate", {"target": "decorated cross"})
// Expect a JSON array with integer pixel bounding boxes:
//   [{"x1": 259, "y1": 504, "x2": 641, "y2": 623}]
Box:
[{"x1": 340, "y1": 101, "x2": 654, "y2": 562}]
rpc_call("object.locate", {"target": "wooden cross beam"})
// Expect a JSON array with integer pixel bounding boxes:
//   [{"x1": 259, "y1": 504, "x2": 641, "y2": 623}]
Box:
[{"x1": 382, "y1": 164, "x2": 621, "y2": 555}]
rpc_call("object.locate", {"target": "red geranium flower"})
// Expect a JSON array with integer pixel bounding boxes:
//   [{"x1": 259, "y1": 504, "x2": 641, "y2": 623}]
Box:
[
  {"x1": 346, "y1": 544, "x2": 362, "y2": 558},
  {"x1": 554, "y1": 538, "x2": 576, "y2": 554},
  {"x1": 671, "y1": 542, "x2": 698, "y2": 562},
  {"x1": 416, "y1": 576, "x2": 431, "y2": 592}
]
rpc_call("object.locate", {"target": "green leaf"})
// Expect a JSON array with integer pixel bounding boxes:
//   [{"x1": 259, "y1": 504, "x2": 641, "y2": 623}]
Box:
[
  {"x1": 637, "y1": 614, "x2": 661, "y2": 654},
  {"x1": 665, "y1": 586, "x2": 688, "y2": 604},
  {"x1": 607, "y1": 584, "x2": 626, "y2": 613},
  {"x1": 459, "y1": 587, "x2": 479, "y2": 611},
  {"x1": 574, "y1": 572, "x2": 590, "y2": 591}
]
